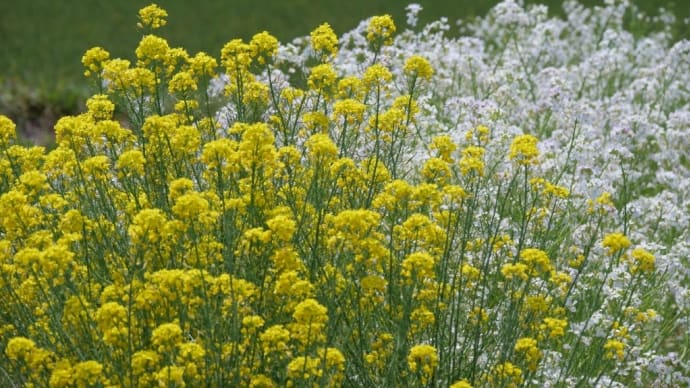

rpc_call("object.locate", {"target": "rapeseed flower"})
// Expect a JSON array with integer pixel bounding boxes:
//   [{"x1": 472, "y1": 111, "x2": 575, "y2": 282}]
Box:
[
  {"x1": 630, "y1": 247, "x2": 655, "y2": 273},
  {"x1": 138, "y1": 3, "x2": 168, "y2": 29},
  {"x1": 293, "y1": 298, "x2": 328, "y2": 324},
  {"x1": 602, "y1": 232, "x2": 631, "y2": 255},
  {"x1": 509, "y1": 134, "x2": 539, "y2": 165},
  {"x1": 514, "y1": 337, "x2": 542, "y2": 371},
  {"x1": 604, "y1": 339, "x2": 626, "y2": 361},
  {"x1": 310, "y1": 23, "x2": 338, "y2": 59},
  {"x1": 367, "y1": 15, "x2": 396, "y2": 46},
  {"x1": 407, "y1": 344, "x2": 438, "y2": 384},
  {"x1": 81, "y1": 46, "x2": 110, "y2": 77},
  {"x1": 250, "y1": 31, "x2": 279, "y2": 65},
  {"x1": 136, "y1": 34, "x2": 170, "y2": 66},
  {"x1": 404, "y1": 55, "x2": 434, "y2": 82},
  {"x1": 1, "y1": 3, "x2": 686, "y2": 386}
]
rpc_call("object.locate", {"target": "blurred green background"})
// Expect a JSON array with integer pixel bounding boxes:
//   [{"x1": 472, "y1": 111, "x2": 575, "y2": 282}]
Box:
[{"x1": 1, "y1": 0, "x2": 688, "y2": 144}]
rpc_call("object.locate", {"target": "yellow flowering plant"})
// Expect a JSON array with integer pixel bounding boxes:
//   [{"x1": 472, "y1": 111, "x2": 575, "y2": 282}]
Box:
[{"x1": 0, "y1": 3, "x2": 683, "y2": 387}]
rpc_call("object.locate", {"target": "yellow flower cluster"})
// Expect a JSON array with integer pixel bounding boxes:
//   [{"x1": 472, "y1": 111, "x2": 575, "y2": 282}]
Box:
[
  {"x1": 514, "y1": 337, "x2": 542, "y2": 371},
  {"x1": 602, "y1": 232, "x2": 631, "y2": 255},
  {"x1": 0, "y1": 4, "x2": 665, "y2": 387},
  {"x1": 81, "y1": 46, "x2": 110, "y2": 78},
  {"x1": 138, "y1": 3, "x2": 168, "y2": 29},
  {"x1": 407, "y1": 344, "x2": 438, "y2": 384},
  {"x1": 404, "y1": 55, "x2": 434, "y2": 82},
  {"x1": 310, "y1": 23, "x2": 338, "y2": 60},
  {"x1": 367, "y1": 15, "x2": 396, "y2": 47},
  {"x1": 509, "y1": 133, "x2": 540, "y2": 165}
]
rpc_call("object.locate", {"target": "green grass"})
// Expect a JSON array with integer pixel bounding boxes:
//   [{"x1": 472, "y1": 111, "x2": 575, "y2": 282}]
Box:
[{"x1": 0, "y1": 0, "x2": 688, "y2": 143}]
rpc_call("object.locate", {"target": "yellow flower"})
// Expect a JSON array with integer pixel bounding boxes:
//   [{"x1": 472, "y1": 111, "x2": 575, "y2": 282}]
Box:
[
  {"x1": 519, "y1": 248, "x2": 553, "y2": 275},
  {"x1": 293, "y1": 298, "x2": 328, "y2": 324},
  {"x1": 540, "y1": 317, "x2": 568, "y2": 340},
  {"x1": 250, "y1": 31, "x2": 279, "y2": 65},
  {"x1": 136, "y1": 34, "x2": 170, "y2": 66},
  {"x1": 49, "y1": 362, "x2": 73, "y2": 387},
  {"x1": 95, "y1": 302, "x2": 128, "y2": 346},
  {"x1": 19, "y1": 170, "x2": 48, "y2": 196},
  {"x1": 250, "y1": 374, "x2": 278, "y2": 388},
  {"x1": 430, "y1": 135, "x2": 457, "y2": 162},
  {"x1": 101, "y1": 58, "x2": 131, "y2": 89},
  {"x1": 238, "y1": 123, "x2": 277, "y2": 172},
  {"x1": 319, "y1": 347, "x2": 346, "y2": 384},
  {"x1": 422, "y1": 157, "x2": 451, "y2": 185},
  {"x1": 301, "y1": 111, "x2": 329, "y2": 134},
  {"x1": 492, "y1": 361, "x2": 523, "y2": 385},
  {"x1": 509, "y1": 134, "x2": 540, "y2": 165},
  {"x1": 221, "y1": 38, "x2": 253, "y2": 70},
  {"x1": 501, "y1": 262, "x2": 529, "y2": 281},
  {"x1": 151, "y1": 322, "x2": 183, "y2": 353},
  {"x1": 326, "y1": 209, "x2": 384, "y2": 254},
  {"x1": 310, "y1": 23, "x2": 339, "y2": 59},
  {"x1": 287, "y1": 356, "x2": 322, "y2": 382},
  {"x1": 450, "y1": 380, "x2": 473, "y2": 388},
  {"x1": 337, "y1": 76, "x2": 363, "y2": 99},
  {"x1": 189, "y1": 52, "x2": 218, "y2": 78},
  {"x1": 142, "y1": 114, "x2": 177, "y2": 139},
  {"x1": 177, "y1": 342, "x2": 206, "y2": 380},
  {"x1": 171, "y1": 125, "x2": 201, "y2": 155},
  {"x1": 116, "y1": 149, "x2": 146, "y2": 177},
  {"x1": 85, "y1": 94, "x2": 115, "y2": 120},
  {"x1": 270, "y1": 247, "x2": 304, "y2": 273},
  {"x1": 242, "y1": 315, "x2": 266, "y2": 336},
  {"x1": 362, "y1": 63, "x2": 393, "y2": 91},
  {"x1": 514, "y1": 337, "x2": 542, "y2": 371},
  {"x1": 549, "y1": 271, "x2": 572, "y2": 293},
  {"x1": 306, "y1": 133, "x2": 338, "y2": 162},
  {"x1": 0, "y1": 115, "x2": 16, "y2": 145},
  {"x1": 544, "y1": 182, "x2": 570, "y2": 198},
  {"x1": 404, "y1": 55, "x2": 434, "y2": 81},
  {"x1": 631, "y1": 247, "x2": 655, "y2": 273},
  {"x1": 602, "y1": 232, "x2": 631, "y2": 255},
  {"x1": 260, "y1": 324, "x2": 291, "y2": 355},
  {"x1": 243, "y1": 80, "x2": 270, "y2": 105},
  {"x1": 604, "y1": 339, "x2": 626, "y2": 361},
  {"x1": 169, "y1": 70, "x2": 198, "y2": 95},
  {"x1": 597, "y1": 191, "x2": 615, "y2": 206},
  {"x1": 401, "y1": 251, "x2": 436, "y2": 282},
  {"x1": 122, "y1": 67, "x2": 157, "y2": 94},
  {"x1": 459, "y1": 145, "x2": 485, "y2": 176},
  {"x1": 266, "y1": 214, "x2": 297, "y2": 242},
  {"x1": 164, "y1": 47, "x2": 191, "y2": 75},
  {"x1": 407, "y1": 344, "x2": 438, "y2": 383},
  {"x1": 173, "y1": 192, "x2": 217, "y2": 228},
  {"x1": 5, "y1": 337, "x2": 36, "y2": 361},
  {"x1": 201, "y1": 138, "x2": 240, "y2": 174},
  {"x1": 138, "y1": 3, "x2": 168, "y2": 29},
  {"x1": 128, "y1": 208, "x2": 168, "y2": 245},
  {"x1": 167, "y1": 178, "x2": 193, "y2": 203},
  {"x1": 81, "y1": 46, "x2": 110, "y2": 77},
  {"x1": 131, "y1": 350, "x2": 160, "y2": 377},
  {"x1": 308, "y1": 63, "x2": 337, "y2": 93},
  {"x1": 410, "y1": 306, "x2": 435, "y2": 336},
  {"x1": 155, "y1": 365, "x2": 186, "y2": 386},
  {"x1": 72, "y1": 360, "x2": 104, "y2": 387},
  {"x1": 333, "y1": 99, "x2": 366, "y2": 125},
  {"x1": 367, "y1": 15, "x2": 396, "y2": 46},
  {"x1": 82, "y1": 155, "x2": 111, "y2": 180}
]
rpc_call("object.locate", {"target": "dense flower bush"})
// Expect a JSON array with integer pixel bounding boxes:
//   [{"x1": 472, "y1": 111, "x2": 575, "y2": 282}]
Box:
[{"x1": 1, "y1": 1, "x2": 689, "y2": 386}]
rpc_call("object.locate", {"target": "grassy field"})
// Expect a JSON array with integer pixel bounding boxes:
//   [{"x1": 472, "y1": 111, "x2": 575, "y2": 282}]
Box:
[{"x1": 1, "y1": 0, "x2": 688, "y2": 142}]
